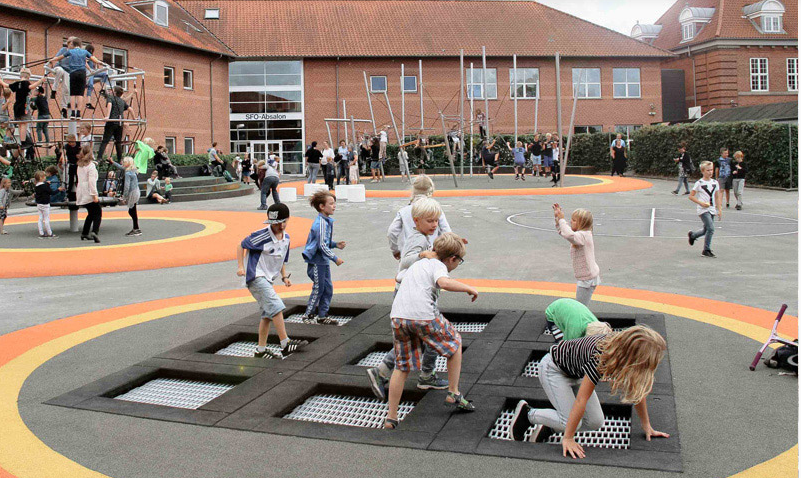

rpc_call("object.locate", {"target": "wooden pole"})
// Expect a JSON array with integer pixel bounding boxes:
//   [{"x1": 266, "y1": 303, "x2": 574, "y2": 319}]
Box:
[
  {"x1": 555, "y1": 52, "x2": 563, "y2": 169},
  {"x1": 440, "y1": 112, "x2": 459, "y2": 188},
  {"x1": 459, "y1": 49, "x2": 465, "y2": 178},
  {"x1": 401, "y1": 63, "x2": 405, "y2": 143},
  {"x1": 342, "y1": 100, "x2": 348, "y2": 144},
  {"x1": 562, "y1": 70, "x2": 584, "y2": 188},
  {"x1": 513, "y1": 54, "x2": 518, "y2": 144},
  {"x1": 419, "y1": 59, "x2": 424, "y2": 131},
  {"x1": 534, "y1": 96, "x2": 539, "y2": 133},
  {"x1": 482, "y1": 46, "x2": 490, "y2": 137},
  {"x1": 362, "y1": 71, "x2": 376, "y2": 134},
  {"x1": 470, "y1": 62, "x2": 474, "y2": 177},
  {"x1": 325, "y1": 121, "x2": 333, "y2": 149}
]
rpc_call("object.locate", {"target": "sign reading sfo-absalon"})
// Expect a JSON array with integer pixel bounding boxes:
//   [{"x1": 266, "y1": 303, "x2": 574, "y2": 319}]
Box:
[{"x1": 231, "y1": 112, "x2": 303, "y2": 121}]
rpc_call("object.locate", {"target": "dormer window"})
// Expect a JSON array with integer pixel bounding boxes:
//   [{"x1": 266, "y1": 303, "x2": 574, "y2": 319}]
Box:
[
  {"x1": 630, "y1": 23, "x2": 662, "y2": 44},
  {"x1": 204, "y1": 8, "x2": 220, "y2": 19},
  {"x1": 95, "y1": 0, "x2": 123, "y2": 11},
  {"x1": 743, "y1": 1, "x2": 786, "y2": 34},
  {"x1": 127, "y1": 1, "x2": 169, "y2": 27},
  {"x1": 679, "y1": 6, "x2": 714, "y2": 42}
]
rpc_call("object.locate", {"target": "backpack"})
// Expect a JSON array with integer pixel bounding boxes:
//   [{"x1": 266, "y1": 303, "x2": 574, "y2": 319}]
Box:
[
  {"x1": 222, "y1": 170, "x2": 235, "y2": 182},
  {"x1": 765, "y1": 341, "x2": 798, "y2": 372},
  {"x1": 198, "y1": 164, "x2": 211, "y2": 176}
]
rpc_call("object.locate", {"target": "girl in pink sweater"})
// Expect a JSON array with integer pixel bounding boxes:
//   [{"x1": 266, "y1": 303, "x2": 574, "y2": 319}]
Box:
[{"x1": 553, "y1": 204, "x2": 600, "y2": 305}]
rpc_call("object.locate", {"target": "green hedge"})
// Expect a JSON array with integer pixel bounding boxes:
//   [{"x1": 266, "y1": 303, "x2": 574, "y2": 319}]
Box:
[{"x1": 628, "y1": 121, "x2": 797, "y2": 188}]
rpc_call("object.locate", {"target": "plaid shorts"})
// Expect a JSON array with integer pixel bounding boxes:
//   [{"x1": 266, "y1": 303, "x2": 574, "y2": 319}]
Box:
[{"x1": 391, "y1": 315, "x2": 461, "y2": 372}]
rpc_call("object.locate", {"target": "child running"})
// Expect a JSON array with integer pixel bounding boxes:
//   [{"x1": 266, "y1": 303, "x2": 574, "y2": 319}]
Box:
[
  {"x1": 237, "y1": 203, "x2": 309, "y2": 359},
  {"x1": 384, "y1": 232, "x2": 478, "y2": 429},
  {"x1": 367, "y1": 198, "x2": 450, "y2": 399},
  {"x1": 554, "y1": 204, "x2": 599, "y2": 305},
  {"x1": 509, "y1": 326, "x2": 670, "y2": 459},
  {"x1": 301, "y1": 190, "x2": 346, "y2": 325},
  {"x1": 33, "y1": 170, "x2": 56, "y2": 239},
  {"x1": 731, "y1": 151, "x2": 747, "y2": 210},
  {"x1": 688, "y1": 161, "x2": 722, "y2": 258},
  {"x1": 545, "y1": 298, "x2": 611, "y2": 343}
]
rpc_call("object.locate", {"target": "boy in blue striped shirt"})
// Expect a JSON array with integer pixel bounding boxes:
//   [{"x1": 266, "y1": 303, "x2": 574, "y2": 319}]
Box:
[
  {"x1": 237, "y1": 203, "x2": 308, "y2": 358},
  {"x1": 301, "y1": 190, "x2": 346, "y2": 325}
]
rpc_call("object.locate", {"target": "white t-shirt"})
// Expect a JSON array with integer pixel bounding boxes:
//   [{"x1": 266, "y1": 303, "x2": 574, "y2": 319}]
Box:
[
  {"x1": 380, "y1": 130, "x2": 388, "y2": 143},
  {"x1": 692, "y1": 178, "x2": 719, "y2": 215},
  {"x1": 321, "y1": 148, "x2": 334, "y2": 165},
  {"x1": 391, "y1": 258, "x2": 449, "y2": 321}
]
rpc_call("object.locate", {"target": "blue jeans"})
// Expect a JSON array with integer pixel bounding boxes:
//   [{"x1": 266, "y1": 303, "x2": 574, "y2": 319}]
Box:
[
  {"x1": 691, "y1": 212, "x2": 715, "y2": 252},
  {"x1": 305, "y1": 263, "x2": 333, "y2": 318},
  {"x1": 307, "y1": 163, "x2": 320, "y2": 183},
  {"x1": 86, "y1": 73, "x2": 109, "y2": 97},
  {"x1": 674, "y1": 175, "x2": 689, "y2": 193},
  {"x1": 36, "y1": 115, "x2": 51, "y2": 144},
  {"x1": 381, "y1": 343, "x2": 438, "y2": 375},
  {"x1": 260, "y1": 175, "x2": 280, "y2": 207}
]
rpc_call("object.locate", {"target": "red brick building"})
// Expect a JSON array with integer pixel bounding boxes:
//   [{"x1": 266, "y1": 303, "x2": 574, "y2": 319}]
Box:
[
  {"x1": 0, "y1": 0, "x2": 233, "y2": 155},
  {"x1": 631, "y1": 0, "x2": 798, "y2": 117}
]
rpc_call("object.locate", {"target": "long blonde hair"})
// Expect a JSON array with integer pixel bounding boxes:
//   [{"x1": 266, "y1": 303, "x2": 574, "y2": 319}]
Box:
[
  {"x1": 572, "y1": 208, "x2": 593, "y2": 232},
  {"x1": 596, "y1": 325, "x2": 666, "y2": 403},
  {"x1": 122, "y1": 156, "x2": 136, "y2": 171},
  {"x1": 77, "y1": 144, "x2": 94, "y2": 166}
]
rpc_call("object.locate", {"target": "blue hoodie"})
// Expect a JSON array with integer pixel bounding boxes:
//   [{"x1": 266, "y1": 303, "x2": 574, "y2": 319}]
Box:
[{"x1": 302, "y1": 213, "x2": 338, "y2": 265}]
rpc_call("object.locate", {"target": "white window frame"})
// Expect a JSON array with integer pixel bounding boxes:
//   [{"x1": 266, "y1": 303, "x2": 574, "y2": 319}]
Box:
[
  {"x1": 0, "y1": 27, "x2": 25, "y2": 73},
  {"x1": 95, "y1": 0, "x2": 123, "y2": 11},
  {"x1": 154, "y1": 0, "x2": 169, "y2": 26},
  {"x1": 165, "y1": 137, "x2": 176, "y2": 155},
  {"x1": 787, "y1": 58, "x2": 798, "y2": 91},
  {"x1": 184, "y1": 137, "x2": 195, "y2": 155},
  {"x1": 465, "y1": 68, "x2": 498, "y2": 100},
  {"x1": 370, "y1": 76, "x2": 387, "y2": 93},
  {"x1": 164, "y1": 66, "x2": 174, "y2": 88},
  {"x1": 750, "y1": 58, "x2": 769, "y2": 92},
  {"x1": 183, "y1": 69, "x2": 194, "y2": 90},
  {"x1": 613, "y1": 68, "x2": 641, "y2": 99},
  {"x1": 572, "y1": 68, "x2": 602, "y2": 99},
  {"x1": 682, "y1": 23, "x2": 695, "y2": 41},
  {"x1": 102, "y1": 46, "x2": 128, "y2": 90},
  {"x1": 204, "y1": 8, "x2": 220, "y2": 19},
  {"x1": 402, "y1": 76, "x2": 417, "y2": 93},
  {"x1": 69, "y1": 0, "x2": 88, "y2": 6},
  {"x1": 762, "y1": 15, "x2": 782, "y2": 33},
  {"x1": 508, "y1": 68, "x2": 539, "y2": 99}
]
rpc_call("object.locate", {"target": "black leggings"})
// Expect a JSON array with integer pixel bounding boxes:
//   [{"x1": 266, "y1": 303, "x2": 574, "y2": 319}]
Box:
[
  {"x1": 128, "y1": 204, "x2": 139, "y2": 230},
  {"x1": 81, "y1": 202, "x2": 102, "y2": 236}
]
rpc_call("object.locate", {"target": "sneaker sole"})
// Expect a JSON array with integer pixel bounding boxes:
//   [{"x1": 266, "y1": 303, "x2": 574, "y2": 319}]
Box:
[
  {"x1": 511, "y1": 400, "x2": 531, "y2": 441},
  {"x1": 416, "y1": 381, "x2": 449, "y2": 390},
  {"x1": 366, "y1": 368, "x2": 386, "y2": 400}
]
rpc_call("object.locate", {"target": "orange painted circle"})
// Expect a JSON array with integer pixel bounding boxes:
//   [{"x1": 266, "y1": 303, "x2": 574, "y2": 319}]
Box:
[
  {"x1": 279, "y1": 175, "x2": 652, "y2": 198},
  {"x1": 0, "y1": 210, "x2": 312, "y2": 279}
]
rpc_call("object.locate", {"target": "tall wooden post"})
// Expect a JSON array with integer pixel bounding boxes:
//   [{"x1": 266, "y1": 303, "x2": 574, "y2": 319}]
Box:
[{"x1": 362, "y1": 71, "x2": 376, "y2": 133}]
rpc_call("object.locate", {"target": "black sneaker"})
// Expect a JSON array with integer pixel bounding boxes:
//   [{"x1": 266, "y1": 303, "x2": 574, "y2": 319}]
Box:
[
  {"x1": 726, "y1": 203, "x2": 730, "y2": 208},
  {"x1": 48, "y1": 234, "x2": 58, "y2": 239},
  {"x1": 528, "y1": 424, "x2": 554, "y2": 443},
  {"x1": 301, "y1": 314, "x2": 317, "y2": 324},
  {"x1": 125, "y1": 229, "x2": 137, "y2": 236},
  {"x1": 132, "y1": 229, "x2": 143, "y2": 236},
  {"x1": 702, "y1": 250, "x2": 716, "y2": 258},
  {"x1": 254, "y1": 348, "x2": 281, "y2": 359},
  {"x1": 520, "y1": 175, "x2": 525, "y2": 181},
  {"x1": 683, "y1": 191, "x2": 691, "y2": 195},
  {"x1": 50, "y1": 90, "x2": 56, "y2": 100},
  {"x1": 489, "y1": 171, "x2": 494, "y2": 179},
  {"x1": 688, "y1": 231, "x2": 695, "y2": 246},
  {"x1": 671, "y1": 191, "x2": 678, "y2": 195},
  {"x1": 281, "y1": 339, "x2": 309, "y2": 357},
  {"x1": 510, "y1": 400, "x2": 532, "y2": 441},
  {"x1": 317, "y1": 316, "x2": 339, "y2": 325},
  {"x1": 366, "y1": 367, "x2": 388, "y2": 400},
  {"x1": 735, "y1": 205, "x2": 742, "y2": 210}
]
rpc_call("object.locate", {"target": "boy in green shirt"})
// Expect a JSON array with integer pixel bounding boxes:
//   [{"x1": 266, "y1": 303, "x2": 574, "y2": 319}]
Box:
[{"x1": 545, "y1": 298, "x2": 610, "y2": 342}]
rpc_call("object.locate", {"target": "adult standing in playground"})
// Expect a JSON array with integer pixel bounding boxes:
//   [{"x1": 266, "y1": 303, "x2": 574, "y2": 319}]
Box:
[
  {"x1": 76, "y1": 145, "x2": 101, "y2": 243},
  {"x1": 108, "y1": 156, "x2": 141, "y2": 236},
  {"x1": 370, "y1": 136, "x2": 381, "y2": 183},
  {"x1": 610, "y1": 134, "x2": 627, "y2": 177},
  {"x1": 304, "y1": 141, "x2": 322, "y2": 184},
  {"x1": 47, "y1": 37, "x2": 105, "y2": 119},
  {"x1": 97, "y1": 86, "x2": 128, "y2": 164},
  {"x1": 336, "y1": 140, "x2": 350, "y2": 185},
  {"x1": 321, "y1": 141, "x2": 335, "y2": 190}
]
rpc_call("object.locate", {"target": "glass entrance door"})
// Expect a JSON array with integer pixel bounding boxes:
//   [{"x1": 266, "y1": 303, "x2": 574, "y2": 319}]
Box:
[{"x1": 250, "y1": 141, "x2": 284, "y2": 173}]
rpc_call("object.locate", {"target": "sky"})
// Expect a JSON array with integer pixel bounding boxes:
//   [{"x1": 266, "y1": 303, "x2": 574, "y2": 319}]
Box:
[{"x1": 536, "y1": 0, "x2": 677, "y2": 35}]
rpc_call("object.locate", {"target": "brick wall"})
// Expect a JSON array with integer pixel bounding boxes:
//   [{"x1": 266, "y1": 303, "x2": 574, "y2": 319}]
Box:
[
  {"x1": 0, "y1": 12, "x2": 229, "y2": 154},
  {"x1": 304, "y1": 56, "x2": 663, "y2": 145}
]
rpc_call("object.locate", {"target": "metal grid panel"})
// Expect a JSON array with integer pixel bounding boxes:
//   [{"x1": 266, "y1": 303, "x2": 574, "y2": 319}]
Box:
[
  {"x1": 521, "y1": 359, "x2": 541, "y2": 377},
  {"x1": 284, "y1": 313, "x2": 353, "y2": 326},
  {"x1": 543, "y1": 327, "x2": 626, "y2": 336},
  {"x1": 452, "y1": 322, "x2": 488, "y2": 333},
  {"x1": 215, "y1": 341, "x2": 282, "y2": 358},
  {"x1": 488, "y1": 409, "x2": 631, "y2": 449},
  {"x1": 356, "y1": 350, "x2": 448, "y2": 373},
  {"x1": 115, "y1": 378, "x2": 234, "y2": 410},
  {"x1": 285, "y1": 394, "x2": 415, "y2": 428}
]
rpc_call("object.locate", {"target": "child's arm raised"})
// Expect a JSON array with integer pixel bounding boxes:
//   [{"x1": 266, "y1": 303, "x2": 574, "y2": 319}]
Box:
[
  {"x1": 436, "y1": 277, "x2": 478, "y2": 302},
  {"x1": 562, "y1": 376, "x2": 597, "y2": 459},
  {"x1": 634, "y1": 397, "x2": 670, "y2": 441}
]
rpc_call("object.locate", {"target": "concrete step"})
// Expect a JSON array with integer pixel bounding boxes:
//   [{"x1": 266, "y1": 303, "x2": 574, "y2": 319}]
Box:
[
  {"x1": 138, "y1": 181, "x2": 242, "y2": 195},
  {"x1": 137, "y1": 176, "x2": 226, "y2": 188},
  {"x1": 139, "y1": 183, "x2": 255, "y2": 203}
]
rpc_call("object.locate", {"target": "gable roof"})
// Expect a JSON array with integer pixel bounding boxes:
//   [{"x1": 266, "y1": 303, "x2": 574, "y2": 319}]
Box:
[
  {"x1": 0, "y1": 0, "x2": 234, "y2": 56},
  {"x1": 649, "y1": 0, "x2": 797, "y2": 51},
  {"x1": 178, "y1": 0, "x2": 674, "y2": 58}
]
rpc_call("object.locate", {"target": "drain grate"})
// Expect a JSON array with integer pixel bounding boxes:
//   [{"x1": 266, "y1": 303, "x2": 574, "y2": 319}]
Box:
[
  {"x1": 215, "y1": 341, "x2": 282, "y2": 358},
  {"x1": 356, "y1": 350, "x2": 448, "y2": 372},
  {"x1": 489, "y1": 409, "x2": 631, "y2": 449},
  {"x1": 521, "y1": 359, "x2": 541, "y2": 377},
  {"x1": 114, "y1": 378, "x2": 235, "y2": 410},
  {"x1": 452, "y1": 322, "x2": 488, "y2": 333},
  {"x1": 285, "y1": 394, "x2": 415, "y2": 428},
  {"x1": 284, "y1": 313, "x2": 353, "y2": 326}
]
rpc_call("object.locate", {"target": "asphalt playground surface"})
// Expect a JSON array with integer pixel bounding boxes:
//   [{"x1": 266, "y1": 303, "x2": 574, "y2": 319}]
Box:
[{"x1": 0, "y1": 175, "x2": 797, "y2": 478}]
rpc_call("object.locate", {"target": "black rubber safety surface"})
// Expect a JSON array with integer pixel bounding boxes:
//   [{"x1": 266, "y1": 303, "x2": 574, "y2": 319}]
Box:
[{"x1": 49, "y1": 300, "x2": 681, "y2": 472}]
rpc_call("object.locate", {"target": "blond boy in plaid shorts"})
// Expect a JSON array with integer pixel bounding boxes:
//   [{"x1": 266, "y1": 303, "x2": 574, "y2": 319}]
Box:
[{"x1": 384, "y1": 232, "x2": 479, "y2": 429}]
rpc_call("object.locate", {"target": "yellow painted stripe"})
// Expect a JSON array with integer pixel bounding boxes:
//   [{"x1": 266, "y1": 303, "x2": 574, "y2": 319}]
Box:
[
  {"x1": 0, "y1": 286, "x2": 794, "y2": 477},
  {"x1": 0, "y1": 217, "x2": 224, "y2": 252}
]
